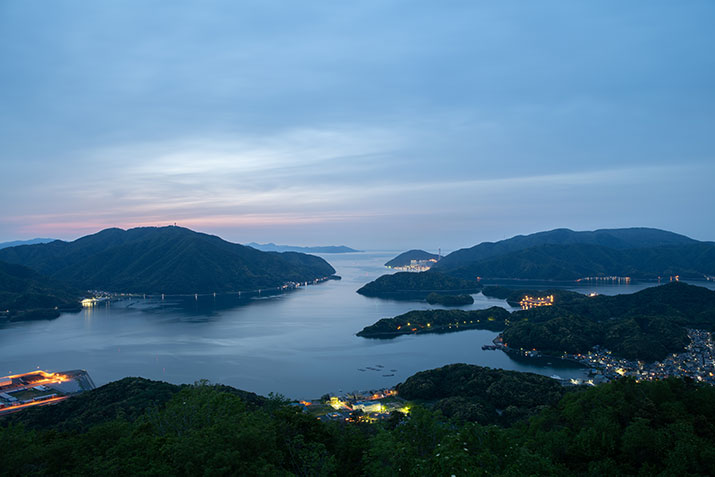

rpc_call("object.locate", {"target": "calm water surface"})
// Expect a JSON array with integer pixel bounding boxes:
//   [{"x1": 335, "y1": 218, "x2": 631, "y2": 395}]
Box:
[{"x1": 2, "y1": 252, "x2": 712, "y2": 399}]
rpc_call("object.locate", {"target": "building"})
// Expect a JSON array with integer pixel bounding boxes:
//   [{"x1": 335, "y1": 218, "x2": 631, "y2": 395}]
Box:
[{"x1": 519, "y1": 295, "x2": 554, "y2": 310}]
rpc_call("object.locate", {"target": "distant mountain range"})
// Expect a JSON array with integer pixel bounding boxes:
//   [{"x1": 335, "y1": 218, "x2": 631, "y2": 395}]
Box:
[
  {"x1": 384, "y1": 249, "x2": 440, "y2": 268},
  {"x1": 246, "y1": 242, "x2": 361, "y2": 253},
  {"x1": 0, "y1": 260, "x2": 81, "y2": 320},
  {"x1": 432, "y1": 227, "x2": 715, "y2": 281},
  {"x1": 0, "y1": 238, "x2": 56, "y2": 250},
  {"x1": 0, "y1": 226, "x2": 336, "y2": 295}
]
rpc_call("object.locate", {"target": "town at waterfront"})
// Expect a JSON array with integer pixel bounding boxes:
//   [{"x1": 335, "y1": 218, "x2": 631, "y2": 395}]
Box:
[{"x1": 495, "y1": 328, "x2": 715, "y2": 386}]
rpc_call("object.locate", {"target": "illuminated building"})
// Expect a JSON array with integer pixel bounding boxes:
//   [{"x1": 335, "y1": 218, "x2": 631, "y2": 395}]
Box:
[
  {"x1": 352, "y1": 401, "x2": 383, "y2": 413},
  {"x1": 390, "y1": 258, "x2": 439, "y2": 272},
  {"x1": 519, "y1": 295, "x2": 555, "y2": 310},
  {"x1": 0, "y1": 370, "x2": 95, "y2": 415}
]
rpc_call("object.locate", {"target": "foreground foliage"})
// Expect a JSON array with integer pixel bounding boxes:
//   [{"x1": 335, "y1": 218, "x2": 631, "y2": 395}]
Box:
[
  {"x1": 396, "y1": 363, "x2": 567, "y2": 425},
  {"x1": 2, "y1": 372, "x2": 714, "y2": 476}
]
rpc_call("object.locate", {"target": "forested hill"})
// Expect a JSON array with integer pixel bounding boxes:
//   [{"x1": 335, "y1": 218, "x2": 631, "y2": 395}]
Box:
[
  {"x1": 0, "y1": 260, "x2": 81, "y2": 320},
  {"x1": 436, "y1": 227, "x2": 698, "y2": 269},
  {"x1": 396, "y1": 363, "x2": 566, "y2": 424},
  {"x1": 0, "y1": 226, "x2": 336, "y2": 295},
  {"x1": 2, "y1": 370, "x2": 714, "y2": 475},
  {"x1": 432, "y1": 227, "x2": 715, "y2": 280},
  {"x1": 502, "y1": 282, "x2": 715, "y2": 361}
]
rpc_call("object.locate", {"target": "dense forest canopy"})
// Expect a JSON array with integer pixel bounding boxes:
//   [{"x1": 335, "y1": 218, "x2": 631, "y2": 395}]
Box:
[
  {"x1": 396, "y1": 363, "x2": 566, "y2": 425},
  {"x1": 2, "y1": 367, "x2": 714, "y2": 476}
]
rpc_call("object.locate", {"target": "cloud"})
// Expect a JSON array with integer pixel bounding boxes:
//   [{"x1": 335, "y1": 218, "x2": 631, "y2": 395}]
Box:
[
  {"x1": 1, "y1": 2, "x2": 715, "y2": 246},
  {"x1": 4, "y1": 135, "x2": 705, "y2": 244}
]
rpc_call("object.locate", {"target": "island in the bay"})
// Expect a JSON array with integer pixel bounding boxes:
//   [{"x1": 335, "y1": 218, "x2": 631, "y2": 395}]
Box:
[{"x1": 0, "y1": 226, "x2": 338, "y2": 320}]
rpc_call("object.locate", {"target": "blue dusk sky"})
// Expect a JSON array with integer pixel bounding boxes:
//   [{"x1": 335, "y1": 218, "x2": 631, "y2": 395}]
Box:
[{"x1": 1, "y1": 1, "x2": 714, "y2": 250}]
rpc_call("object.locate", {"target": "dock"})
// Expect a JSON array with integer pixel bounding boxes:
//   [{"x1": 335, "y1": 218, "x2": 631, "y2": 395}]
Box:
[{"x1": 0, "y1": 369, "x2": 95, "y2": 416}]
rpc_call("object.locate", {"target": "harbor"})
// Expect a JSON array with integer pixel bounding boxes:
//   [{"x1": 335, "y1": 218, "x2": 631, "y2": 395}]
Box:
[{"x1": 0, "y1": 370, "x2": 95, "y2": 416}]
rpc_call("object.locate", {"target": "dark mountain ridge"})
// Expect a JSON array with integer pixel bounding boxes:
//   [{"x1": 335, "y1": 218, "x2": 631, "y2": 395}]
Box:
[
  {"x1": 0, "y1": 226, "x2": 336, "y2": 295},
  {"x1": 444, "y1": 242, "x2": 715, "y2": 281},
  {"x1": 433, "y1": 227, "x2": 714, "y2": 280},
  {"x1": 437, "y1": 227, "x2": 699, "y2": 270}
]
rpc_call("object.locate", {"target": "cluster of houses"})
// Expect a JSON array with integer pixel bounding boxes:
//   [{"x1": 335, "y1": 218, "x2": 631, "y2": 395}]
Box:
[
  {"x1": 572, "y1": 329, "x2": 715, "y2": 384},
  {"x1": 518, "y1": 294, "x2": 554, "y2": 310},
  {"x1": 491, "y1": 328, "x2": 715, "y2": 386},
  {"x1": 389, "y1": 259, "x2": 439, "y2": 272},
  {"x1": 293, "y1": 388, "x2": 410, "y2": 422}
]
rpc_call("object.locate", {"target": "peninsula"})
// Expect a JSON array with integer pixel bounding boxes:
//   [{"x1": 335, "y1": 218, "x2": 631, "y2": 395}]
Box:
[
  {"x1": 357, "y1": 306, "x2": 510, "y2": 338},
  {"x1": 0, "y1": 226, "x2": 336, "y2": 295}
]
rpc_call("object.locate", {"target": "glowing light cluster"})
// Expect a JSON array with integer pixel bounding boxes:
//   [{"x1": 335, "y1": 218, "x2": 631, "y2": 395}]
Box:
[{"x1": 519, "y1": 295, "x2": 555, "y2": 310}]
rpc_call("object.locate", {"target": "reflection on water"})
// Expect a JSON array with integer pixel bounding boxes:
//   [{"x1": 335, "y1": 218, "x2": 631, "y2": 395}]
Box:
[{"x1": 2, "y1": 252, "x2": 711, "y2": 399}]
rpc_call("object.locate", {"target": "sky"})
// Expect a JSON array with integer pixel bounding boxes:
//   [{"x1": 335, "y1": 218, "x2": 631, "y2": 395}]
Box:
[{"x1": 1, "y1": 1, "x2": 714, "y2": 250}]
